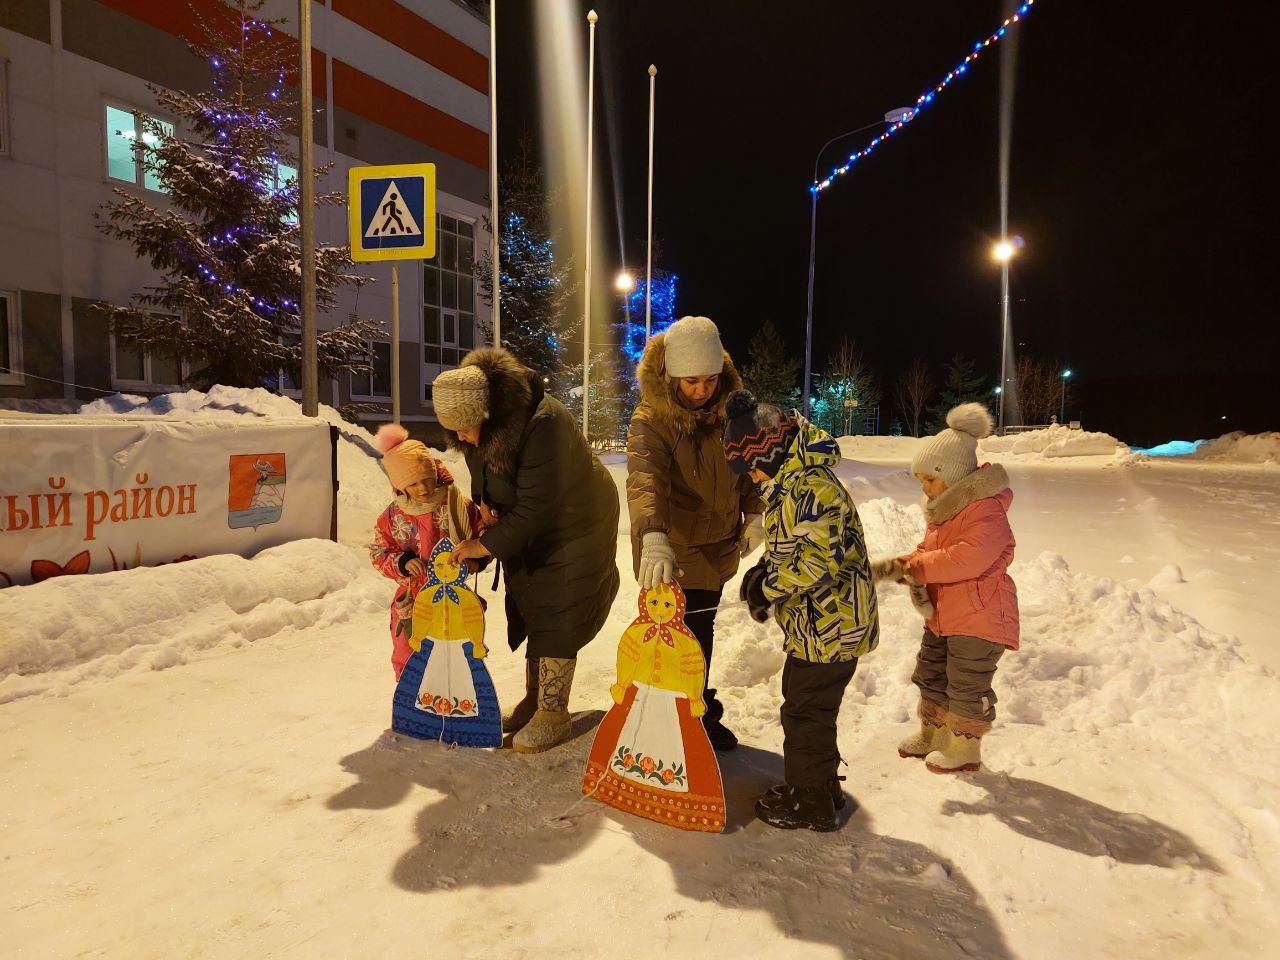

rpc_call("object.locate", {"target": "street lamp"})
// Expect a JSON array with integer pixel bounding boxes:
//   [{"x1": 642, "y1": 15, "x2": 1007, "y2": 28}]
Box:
[
  {"x1": 1059, "y1": 368, "x2": 1072, "y2": 423},
  {"x1": 614, "y1": 272, "x2": 636, "y2": 294},
  {"x1": 992, "y1": 236, "x2": 1021, "y2": 435},
  {"x1": 803, "y1": 108, "x2": 913, "y2": 419}
]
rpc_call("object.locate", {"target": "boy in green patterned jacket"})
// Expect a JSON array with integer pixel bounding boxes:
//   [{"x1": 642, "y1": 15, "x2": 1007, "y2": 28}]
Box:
[{"x1": 722, "y1": 390, "x2": 880, "y2": 832}]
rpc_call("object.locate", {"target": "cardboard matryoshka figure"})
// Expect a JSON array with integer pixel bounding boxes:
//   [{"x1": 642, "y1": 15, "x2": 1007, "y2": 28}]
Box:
[
  {"x1": 391, "y1": 537, "x2": 502, "y2": 747},
  {"x1": 582, "y1": 582, "x2": 726, "y2": 832}
]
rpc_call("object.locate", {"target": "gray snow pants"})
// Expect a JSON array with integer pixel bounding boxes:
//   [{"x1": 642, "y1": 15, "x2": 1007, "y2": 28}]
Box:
[{"x1": 911, "y1": 629, "x2": 1004, "y2": 727}]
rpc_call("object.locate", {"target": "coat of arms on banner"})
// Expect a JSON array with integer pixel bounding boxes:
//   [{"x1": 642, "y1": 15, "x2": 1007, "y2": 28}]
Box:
[
  {"x1": 582, "y1": 583, "x2": 726, "y2": 833},
  {"x1": 227, "y1": 454, "x2": 286, "y2": 529},
  {"x1": 391, "y1": 537, "x2": 501, "y2": 747}
]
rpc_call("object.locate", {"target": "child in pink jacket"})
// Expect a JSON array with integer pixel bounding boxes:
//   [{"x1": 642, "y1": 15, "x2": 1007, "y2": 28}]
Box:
[
  {"x1": 369, "y1": 425, "x2": 484, "y2": 679},
  {"x1": 874, "y1": 403, "x2": 1019, "y2": 774}
]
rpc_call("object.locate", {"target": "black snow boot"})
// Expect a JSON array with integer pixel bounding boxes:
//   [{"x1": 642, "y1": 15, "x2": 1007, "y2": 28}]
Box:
[
  {"x1": 754, "y1": 784, "x2": 838, "y2": 832},
  {"x1": 701, "y1": 689, "x2": 738, "y2": 752}
]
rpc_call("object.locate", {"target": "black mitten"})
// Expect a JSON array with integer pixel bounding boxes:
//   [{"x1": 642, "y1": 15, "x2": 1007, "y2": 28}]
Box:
[{"x1": 739, "y1": 561, "x2": 771, "y2": 624}]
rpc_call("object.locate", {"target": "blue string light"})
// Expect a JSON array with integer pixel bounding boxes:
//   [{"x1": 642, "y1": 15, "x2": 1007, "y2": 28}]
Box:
[{"x1": 812, "y1": 0, "x2": 1037, "y2": 194}]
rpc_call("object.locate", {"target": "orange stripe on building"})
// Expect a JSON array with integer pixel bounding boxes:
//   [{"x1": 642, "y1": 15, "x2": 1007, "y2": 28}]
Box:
[
  {"x1": 330, "y1": 58, "x2": 487, "y2": 169},
  {"x1": 331, "y1": 0, "x2": 488, "y2": 95},
  {"x1": 93, "y1": 0, "x2": 486, "y2": 168}
]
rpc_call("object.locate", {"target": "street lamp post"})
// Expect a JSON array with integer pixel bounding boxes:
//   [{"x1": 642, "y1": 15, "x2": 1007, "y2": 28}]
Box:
[
  {"x1": 803, "y1": 108, "x2": 912, "y2": 419},
  {"x1": 1060, "y1": 368, "x2": 1072, "y2": 423},
  {"x1": 992, "y1": 239, "x2": 1017, "y2": 434}
]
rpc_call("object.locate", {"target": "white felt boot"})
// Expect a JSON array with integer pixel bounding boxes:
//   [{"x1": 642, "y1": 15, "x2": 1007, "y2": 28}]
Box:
[{"x1": 925, "y1": 728, "x2": 982, "y2": 773}]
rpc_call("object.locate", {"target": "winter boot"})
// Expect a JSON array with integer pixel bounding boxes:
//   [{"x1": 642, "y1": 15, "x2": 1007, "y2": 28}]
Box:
[
  {"x1": 502, "y1": 656, "x2": 540, "y2": 734},
  {"x1": 511, "y1": 657, "x2": 576, "y2": 754},
  {"x1": 754, "y1": 784, "x2": 838, "y2": 832},
  {"x1": 829, "y1": 774, "x2": 848, "y2": 811},
  {"x1": 925, "y1": 729, "x2": 983, "y2": 773},
  {"x1": 701, "y1": 689, "x2": 739, "y2": 752},
  {"x1": 898, "y1": 720, "x2": 945, "y2": 759}
]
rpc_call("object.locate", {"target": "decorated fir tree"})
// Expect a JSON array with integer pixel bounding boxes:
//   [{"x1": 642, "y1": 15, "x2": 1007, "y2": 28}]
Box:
[
  {"x1": 476, "y1": 138, "x2": 578, "y2": 401},
  {"x1": 95, "y1": 0, "x2": 380, "y2": 390}
]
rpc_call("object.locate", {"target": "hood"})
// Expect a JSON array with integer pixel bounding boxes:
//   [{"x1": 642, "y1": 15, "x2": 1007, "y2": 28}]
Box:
[
  {"x1": 773, "y1": 415, "x2": 842, "y2": 487},
  {"x1": 441, "y1": 347, "x2": 536, "y2": 477},
  {"x1": 635, "y1": 332, "x2": 743, "y2": 434},
  {"x1": 923, "y1": 463, "x2": 1013, "y2": 524}
]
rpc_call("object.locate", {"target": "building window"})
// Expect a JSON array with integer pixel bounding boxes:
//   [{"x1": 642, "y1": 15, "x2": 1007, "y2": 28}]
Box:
[
  {"x1": 275, "y1": 162, "x2": 297, "y2": 226},
  {"x1": 351, "y1": 340, "x2": 392, "y2": 398},
  {"x1": 0, "y1": 291, "x2": 22, "y2": 385},
  {"x1": 105, "y1": 103, "x2": 172, "y2": 193},
  {"x1": 112, "y1": 316, "x2": 185, "y2": 389},
  {"x1": 423, "y1": 214, "x2": 475, "y2": 375},
  {"x1": 0, "y1": 60, "x2": 10, "y2": 157}
]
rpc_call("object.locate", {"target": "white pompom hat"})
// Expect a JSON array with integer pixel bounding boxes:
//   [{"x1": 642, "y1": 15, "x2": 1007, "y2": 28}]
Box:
[{"x1": 910, "y1": 403, "x2": 994, "y2": 486}]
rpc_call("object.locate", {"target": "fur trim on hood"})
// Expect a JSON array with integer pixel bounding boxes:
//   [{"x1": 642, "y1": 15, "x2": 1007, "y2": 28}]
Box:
[
  {"x1": 635, "y1": 332, "x2": 743, "y2": 434},
  {"x1": 441, "y1": 347, "x2": 535, "y2": 478},
  {"x1": 923, "y1": 463, "x2": 1012, "y2": 524}
]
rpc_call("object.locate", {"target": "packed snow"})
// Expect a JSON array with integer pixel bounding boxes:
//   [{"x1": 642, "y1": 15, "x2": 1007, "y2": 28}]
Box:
[{"x1": 2, "y1": 390, "x2": 1278, "y2": 959}]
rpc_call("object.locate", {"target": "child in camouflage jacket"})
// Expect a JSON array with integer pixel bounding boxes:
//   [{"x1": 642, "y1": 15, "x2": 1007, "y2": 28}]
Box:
[{"x1": 723, "y1": 390, "x2": 879, "y2": 832}]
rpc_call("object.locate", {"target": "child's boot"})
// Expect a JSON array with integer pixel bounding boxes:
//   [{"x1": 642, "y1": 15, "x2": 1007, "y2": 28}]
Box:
[
  {"x1": 754, "y1": 784, "x2": 838, "y2": 832},
  {"x1": 925, "y1": 721, "x2": 985, "y2": 774},
  {"x1": 512, "y1": 657, "x2": 575, "y2": 753},
  {"x1": 899, "y1": 700, "x2": 947, "y2": 758},
  {"x1": 502, "y1": 656, "x2": 540, "y2": 733}
]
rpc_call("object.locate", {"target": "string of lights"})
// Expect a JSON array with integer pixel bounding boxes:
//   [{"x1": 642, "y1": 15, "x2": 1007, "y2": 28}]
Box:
[{"x1": 812, "y1": 0, "x2": 1037, "y2": 194}]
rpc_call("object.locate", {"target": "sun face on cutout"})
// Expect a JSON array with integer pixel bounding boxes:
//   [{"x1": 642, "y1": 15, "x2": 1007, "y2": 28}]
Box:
[
  {"x1": 432, "y1": 550, "x2": 461, "y2": 584},
  {"x1": 645, "y1": 582, "x2": 680, "y2": 625}
]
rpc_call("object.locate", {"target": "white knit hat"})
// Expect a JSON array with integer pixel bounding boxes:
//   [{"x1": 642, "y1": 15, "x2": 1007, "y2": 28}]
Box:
[
  {"x1": 663, "y1": 315, "x2": 725, "y2": 378},
  {"x1": 431, "y1": 365, "x2": 489, "y2": 431},
  {"x1": 910, "y1": 403, "x2": 994, "y2": 487}
]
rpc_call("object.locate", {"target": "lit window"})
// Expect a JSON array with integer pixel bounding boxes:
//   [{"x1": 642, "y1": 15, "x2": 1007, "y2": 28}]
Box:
[
  {"x1": 275, "y1": 162, "x2": 298, "y2": 225},
  {"x1": 0, "y1": 291, "x2": 22, "y2": 385},
  {"x1": 105, "y1": 103, "x2": 172, "y2": 193},
  {"x1": 422, "y1": 214, "x2": 475, "y2": 385},
  {"x1": 352, "y1": 340, "x2": 392, "y2": 398}
]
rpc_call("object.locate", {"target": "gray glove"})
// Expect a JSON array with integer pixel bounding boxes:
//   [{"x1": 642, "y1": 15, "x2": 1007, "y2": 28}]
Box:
[
  {"x1": 639, "y1": 531, "x2": 679, "y2": 589},
  {"x1": 738, "y1": 514, "x2": 765, "y2": 558}
]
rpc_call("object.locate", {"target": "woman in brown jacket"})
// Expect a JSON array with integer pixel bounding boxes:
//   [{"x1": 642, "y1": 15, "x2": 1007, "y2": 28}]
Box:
[{"x1": 626, "y1": 316, "x2": 765, "y2": 750}]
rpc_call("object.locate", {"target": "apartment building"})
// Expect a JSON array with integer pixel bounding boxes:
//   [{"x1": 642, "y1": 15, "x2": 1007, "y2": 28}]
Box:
[{"x1": 0, "y1": 0, "x2": 491, "y2": 436}]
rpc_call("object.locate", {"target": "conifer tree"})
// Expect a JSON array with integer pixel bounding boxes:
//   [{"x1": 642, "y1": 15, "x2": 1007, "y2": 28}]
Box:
[
  {"x1": 95, "y1": 0, "x2": 380, "y2": 390},
  {"x1": 928, "y1": 353, "x2": 991, "y2": 429},
  {"x1": 742, "y1": 319, "x2": 801, "y2": 407}
]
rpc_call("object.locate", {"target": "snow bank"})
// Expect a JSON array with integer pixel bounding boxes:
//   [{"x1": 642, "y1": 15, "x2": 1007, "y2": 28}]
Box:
[
  {"x1": 1187, "y1": 431, "x2": 1280, "y2": 465},
  {"x1": 0, "y1": 538, "x2": 385, "y2": 702},
  {"x1": 981, "y1": 424, "x2": 1127, "y2": 459},
  {"x1": 836, "y1": 435, "x2": 923, "y2": 462}
]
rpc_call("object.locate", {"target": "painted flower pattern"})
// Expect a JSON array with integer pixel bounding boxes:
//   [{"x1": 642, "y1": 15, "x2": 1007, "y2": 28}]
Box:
[
  {"x1": 611, "y1": 746, "x2": 686, "y2": 787},
  {"x1": 418, "y1": 693, "x2": 479, "y2": 717}
]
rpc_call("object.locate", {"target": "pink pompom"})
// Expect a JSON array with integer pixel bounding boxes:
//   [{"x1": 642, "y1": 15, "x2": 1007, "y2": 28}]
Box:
[{"x1": 373, "y1": 423, "x2": 409, "y2": 453}]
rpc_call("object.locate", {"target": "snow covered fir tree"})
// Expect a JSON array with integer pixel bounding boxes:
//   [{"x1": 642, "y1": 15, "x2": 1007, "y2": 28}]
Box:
[{"x1": 94, "y1": 0, "x2": 380, "y2": 390}]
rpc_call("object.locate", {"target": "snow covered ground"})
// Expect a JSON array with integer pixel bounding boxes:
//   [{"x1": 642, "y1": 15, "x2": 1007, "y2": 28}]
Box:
[{"x1": 3, "y1": 394, "x2": 1278, "y2": 959}]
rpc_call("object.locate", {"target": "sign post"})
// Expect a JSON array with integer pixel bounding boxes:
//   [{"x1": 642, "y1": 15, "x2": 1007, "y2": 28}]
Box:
[{"x1": 348, "y1": 164, "x2": 437, "y2": 426}]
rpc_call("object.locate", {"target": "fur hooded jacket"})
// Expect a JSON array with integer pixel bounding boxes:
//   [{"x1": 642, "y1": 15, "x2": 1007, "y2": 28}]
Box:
[
  {"x1": 625, "y1": 333, "x2": 765, "y2": 591},
  {"x1": 440, "y1": 347, "x2": 621, "y2": 658},
  {"x1": 905, "y1": 463, "x2": 1019, "y2": 650}
]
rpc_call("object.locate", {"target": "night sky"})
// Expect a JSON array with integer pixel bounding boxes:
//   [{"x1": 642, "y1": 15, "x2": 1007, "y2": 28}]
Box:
[{"x1": 496, "y1": 2, "x2": 1276, "y2": 445}]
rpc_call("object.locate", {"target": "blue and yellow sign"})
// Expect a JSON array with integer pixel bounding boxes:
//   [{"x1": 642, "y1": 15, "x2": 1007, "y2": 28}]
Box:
[{"x1": 347, "y1": 163, "x2": 436, "y2": 262}]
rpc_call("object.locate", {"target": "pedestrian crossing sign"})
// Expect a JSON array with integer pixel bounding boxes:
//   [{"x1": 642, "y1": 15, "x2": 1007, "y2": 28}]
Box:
[{"x1": 348, "y1": 163, "x2": 436, "y2": 262}]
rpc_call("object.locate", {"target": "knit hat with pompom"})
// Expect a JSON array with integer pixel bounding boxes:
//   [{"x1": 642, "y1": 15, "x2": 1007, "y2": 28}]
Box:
[
  {"x1": 374, "y1": 423, "x2": 438, "y2": 493},
  {"x1": 722, "y1": 389, "x2": 796, "y2": 479},
  {"x1": 910, "y1": 403, "x2": 994, "y2": 487}
]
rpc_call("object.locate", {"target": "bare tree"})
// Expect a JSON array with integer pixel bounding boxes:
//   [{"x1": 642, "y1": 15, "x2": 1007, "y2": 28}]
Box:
[
  {"x1": 892, "y1": 357, "x2": 934, "y2": 437},
  {"x1": 812, "y1": 337, "x2": 880, "y2": 436},
  {"x1": 1013, "y1": 355, "x2": 1060, "y2": 426}
]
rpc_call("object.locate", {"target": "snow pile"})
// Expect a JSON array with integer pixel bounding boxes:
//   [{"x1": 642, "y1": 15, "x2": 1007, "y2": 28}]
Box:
[
  {"x1": 1186, "y1": 431, "x2": 1280, "y2": 465},
  {"x1": 0, "y1": 539, "x2": 386, "y2": 703},
  {"x1": 836, "y1": 435, "x2": 923, "y2": 462},
  {"x1": 981, "y1": 424, "x2": 1127, "y2": 459}
]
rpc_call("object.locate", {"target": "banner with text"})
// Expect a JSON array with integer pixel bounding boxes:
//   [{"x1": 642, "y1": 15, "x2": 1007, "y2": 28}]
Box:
[{"x1": 0, "y1": 416, "x2": 337, "y2": 587}]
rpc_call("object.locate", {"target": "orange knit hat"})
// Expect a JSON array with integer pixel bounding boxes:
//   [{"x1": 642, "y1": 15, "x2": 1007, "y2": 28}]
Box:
[{"x1": 374, "y1": 424, "x2": 438, "y2": 492}]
